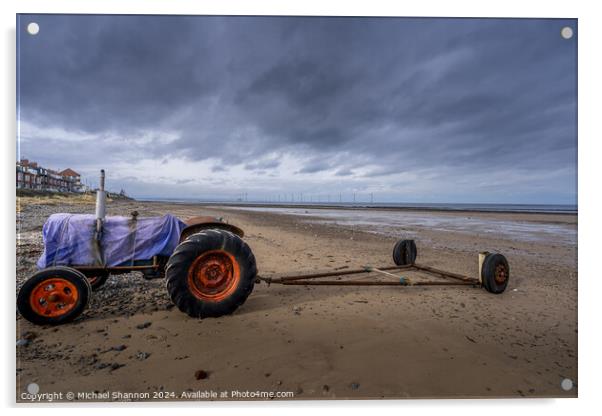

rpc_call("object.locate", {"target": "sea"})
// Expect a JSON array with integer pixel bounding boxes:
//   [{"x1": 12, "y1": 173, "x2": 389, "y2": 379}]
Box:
[
  {"x1": 136, "y1": 198, "x2": 577, "y2": 244},
  {"x1": 137, "y1": 197, "x2": 577, "y2": 215}
]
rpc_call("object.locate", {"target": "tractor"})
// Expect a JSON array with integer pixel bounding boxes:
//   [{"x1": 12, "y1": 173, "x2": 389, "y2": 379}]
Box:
[{"x1": 17, "y1": 170, "x2": 257, "y2": 325}]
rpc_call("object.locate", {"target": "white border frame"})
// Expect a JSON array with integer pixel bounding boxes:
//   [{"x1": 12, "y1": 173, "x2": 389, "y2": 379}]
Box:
[{"x1": 2, "y1": 1, "x2": 600, "y2": 414}]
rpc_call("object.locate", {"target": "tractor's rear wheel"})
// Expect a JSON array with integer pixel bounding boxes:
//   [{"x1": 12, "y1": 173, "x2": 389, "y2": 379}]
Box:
[
  {"x1": 17, "y1": 266, "x2": 91, "y2": 325},
  {"x1": 166, "y1": 230, "x2": 257, "y2": 318},
  {"x1": 392, "y1": 239, "x2": 417, "y2": 266}
]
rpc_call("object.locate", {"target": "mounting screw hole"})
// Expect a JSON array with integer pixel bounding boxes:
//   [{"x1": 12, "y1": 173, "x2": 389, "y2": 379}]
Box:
[
  {"x1": 560, "y1": 26, "x2": 573, "y2": 40},
  {"x1": 27, "y1": 383, "x2": 40, "y2": 394},
  {"x1": 27, "y1": 22, "x2": 40, "y2": 35},
  {"x1": 561, "y1": 378, "x2": 573, "y2": 391}
]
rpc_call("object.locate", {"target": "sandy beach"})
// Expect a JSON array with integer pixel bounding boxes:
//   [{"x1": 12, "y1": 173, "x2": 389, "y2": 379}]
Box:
[{"x1": 16, "y1": 198, "x2": 577, "y2": 401}]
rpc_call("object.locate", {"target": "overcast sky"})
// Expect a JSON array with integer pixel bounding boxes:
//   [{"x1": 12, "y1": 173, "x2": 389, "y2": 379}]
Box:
[{"x1": 17, "y1": 15, "x2": 577, "y2": 204}]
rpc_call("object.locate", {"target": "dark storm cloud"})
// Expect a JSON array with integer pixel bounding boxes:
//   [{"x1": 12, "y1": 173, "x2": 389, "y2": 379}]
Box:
[
  {"x1": 296, "y1": 160, "x2": 333, "y2": 174},
  {"x1": 244, "y1": 158, "x2": 281, "y2": 171},
  {"x1": 17, "y1": 15, "x2": 577, "y2": 202},
  {"x1": 335, "y1": 168, "x2": 355, "y2": 177},
  {"x1": 18, "y1": 15, "x2": 227, "y2": 132}
]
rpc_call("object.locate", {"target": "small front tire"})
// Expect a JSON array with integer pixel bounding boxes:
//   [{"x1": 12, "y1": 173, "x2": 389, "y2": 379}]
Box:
[
  {"x1": 87, "y1": 273, "x2": 109, "y2": 291},
  {"x1": 17, "y1": 266, "x2": 91, "y2": 325}
]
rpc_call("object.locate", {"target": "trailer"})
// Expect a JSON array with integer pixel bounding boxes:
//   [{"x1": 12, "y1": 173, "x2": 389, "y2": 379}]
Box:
[
  {"x1": 16, "y1": 171, "x2": 509, "y2": 326},
  {"x1": 257, "y1": 246, "x2": 509, "y2": 295}
]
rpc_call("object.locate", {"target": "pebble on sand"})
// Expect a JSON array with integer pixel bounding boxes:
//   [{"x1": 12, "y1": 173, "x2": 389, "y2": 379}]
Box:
[
  {"x1": 22, "y1": 331, "x2": 38, "y2": 341},
  {"x1": 16, "y1": 339, "x2": 29, "y2": 347},
  {"x1": 194, "y1": 370, "x2": 209, "y2": 380},
  {"x1": 110, "y1": 363, "x2": 125, "y2": 371}
]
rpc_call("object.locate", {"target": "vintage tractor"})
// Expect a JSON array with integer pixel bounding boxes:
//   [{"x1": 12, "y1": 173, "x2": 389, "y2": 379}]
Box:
[
  {"x1": 17, "y1": 171, "x2": 510, "y2": 326},
  {"x1": 17, "y1": 170, "x2": 258, "y2": 325}
]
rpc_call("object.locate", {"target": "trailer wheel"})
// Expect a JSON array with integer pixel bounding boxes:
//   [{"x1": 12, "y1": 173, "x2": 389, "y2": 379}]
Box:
[
  {"x1": 87, "y1": 273, "x2": 109, "y2": 290},
  {"x1": 17, "y1": 266, "x2": 91, "y2": 325},
  {"x1": 481, "y1": 253, "x2": 509, "y2": 294},
  {"x1": 392, "y1": 239, "x2": 417, "y2": 265},
  {"x1": 166, "y1": 229, "x2": 257, "y2": 318}
]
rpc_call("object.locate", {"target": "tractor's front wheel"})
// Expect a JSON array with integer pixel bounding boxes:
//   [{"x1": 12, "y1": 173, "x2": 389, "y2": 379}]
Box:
[
  {"x1": 17, "y1": 266, "x2": 91, "y2": 325},
  {"x1": 166, "y1": 230, "x2": 257, "y2": 318},
  {"x1": 86, "y1": 273, "x2": 109, "y2": 290}
]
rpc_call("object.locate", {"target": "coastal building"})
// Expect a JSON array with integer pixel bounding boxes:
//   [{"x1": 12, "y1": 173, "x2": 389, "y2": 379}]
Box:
[
  {"x1": 16, "y1": 159, "x2": 88, "y2": 193},
  {"x1": 58, "y1": 168, "x2": 85, "y2": 192}
]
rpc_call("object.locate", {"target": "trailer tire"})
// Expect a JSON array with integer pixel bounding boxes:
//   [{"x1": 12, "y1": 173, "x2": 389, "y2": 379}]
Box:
[
  {"x1": 481, "y1": 253, "x2": 509, "y2": 294},
  {"x1": 17, "y1": 266, "x2": 91, "y2": 325},
  {"x1": 166, "y1": 229, "x2": 257, "y2": 318},
  {"x1": 393, "y1": 239, "x2": 417, "y2": 266}
]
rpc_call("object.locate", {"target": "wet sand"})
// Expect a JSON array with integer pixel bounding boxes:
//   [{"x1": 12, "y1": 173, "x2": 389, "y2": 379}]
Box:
[{"x1": 16, "y1": 200, "x2": 577, "y2": 401}]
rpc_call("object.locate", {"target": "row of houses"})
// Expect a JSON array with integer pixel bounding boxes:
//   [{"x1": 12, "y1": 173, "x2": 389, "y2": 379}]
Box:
[{"x1": 16, "y1": 159, "x2": 88, "y2": 193}]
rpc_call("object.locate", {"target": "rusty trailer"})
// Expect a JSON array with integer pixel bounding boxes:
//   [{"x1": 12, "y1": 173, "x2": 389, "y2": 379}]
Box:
[{"x1": 256, "y1": 242, "x2": 508, "y2": 294}]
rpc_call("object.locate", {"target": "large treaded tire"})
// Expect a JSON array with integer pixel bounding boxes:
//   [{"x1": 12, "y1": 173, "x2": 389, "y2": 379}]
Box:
[
  {"x1": 392, "y1": 239, "x2": 417, "y2": 266},
  {"x1": 17, "y1": 266, "x2": 91, "y2": 325},
  {"x1": 166, "y1": 229, "x2": 257, "y2": 318},
  {"x1": 481, "y1": 253, "x2": 509, "y2": 294}
]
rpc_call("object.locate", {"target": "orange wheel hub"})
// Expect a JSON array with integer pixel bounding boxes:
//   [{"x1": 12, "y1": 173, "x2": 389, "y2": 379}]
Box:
[
  {"x1": 187, "y1": 250, "x2": 240, "y2": 301},
  {"x1": 29, "y1": 278, "x2": 79, "y2": 317},
  {"x1": 494, "y1": 264, "x2": 507, "y2": 284}
]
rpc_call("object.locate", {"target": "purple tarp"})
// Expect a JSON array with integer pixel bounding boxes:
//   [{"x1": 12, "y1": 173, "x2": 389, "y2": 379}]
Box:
[{"x1": 37, "y1": 213, "x2": 187, "y2": 268}]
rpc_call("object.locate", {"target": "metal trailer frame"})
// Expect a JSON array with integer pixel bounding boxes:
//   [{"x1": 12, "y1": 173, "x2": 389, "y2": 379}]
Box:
[{"x1": 257, "y1": 263, "x2": 481, "y2": 288}]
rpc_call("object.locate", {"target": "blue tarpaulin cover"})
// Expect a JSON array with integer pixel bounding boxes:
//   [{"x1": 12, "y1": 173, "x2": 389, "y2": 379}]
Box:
[{"x1": 37, "y1": 213, "x2": 187, "y2": 268}]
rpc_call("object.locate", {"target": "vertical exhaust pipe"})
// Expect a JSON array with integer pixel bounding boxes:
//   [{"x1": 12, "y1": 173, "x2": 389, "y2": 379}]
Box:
[{"x1": 95, "y1": 169, "x2": 106, "y2": 240}]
